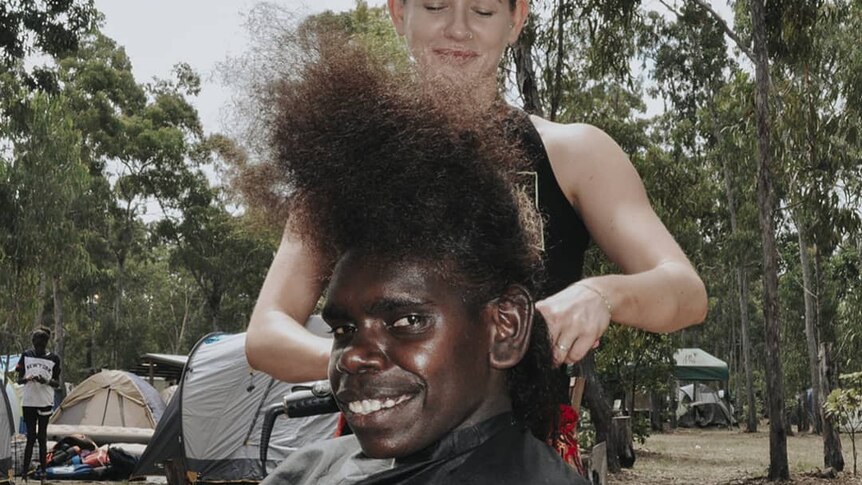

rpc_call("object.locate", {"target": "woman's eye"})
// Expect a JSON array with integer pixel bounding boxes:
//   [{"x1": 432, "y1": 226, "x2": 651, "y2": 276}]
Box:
[
  {"x1": 473, "y1": 9, "x2": 493, "y2": 16},
  {"x1": 424, "y1": 4, "x2": 445, "y2": 11},
  {"x1": 391, "y1": 315, "x2": 424, "y2": 328}
]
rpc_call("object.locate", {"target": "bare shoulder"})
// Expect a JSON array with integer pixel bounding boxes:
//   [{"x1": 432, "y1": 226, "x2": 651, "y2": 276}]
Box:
[
  {"x1": 527, "y1": 115, "x2": 638, "y2": 209},
  {"x1": 528, "y1": 116, "x2": 616, "y2": 149}
]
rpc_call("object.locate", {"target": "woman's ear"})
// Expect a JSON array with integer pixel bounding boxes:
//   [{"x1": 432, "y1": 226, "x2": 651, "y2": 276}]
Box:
[
  {"x1": 388, "y1": 0, "x2": 407, "y2": 36},
  {"x1": 507, "y1": 0, "x2": 530, "y2": 45},
  {"x1": 487, "y1": 284, "x2": 534, "y2": 370}
]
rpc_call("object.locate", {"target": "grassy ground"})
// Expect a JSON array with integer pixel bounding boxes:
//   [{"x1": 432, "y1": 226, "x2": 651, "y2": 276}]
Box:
[{"x1": 609, "y1": 426, "x2": 861, "y2": 484}]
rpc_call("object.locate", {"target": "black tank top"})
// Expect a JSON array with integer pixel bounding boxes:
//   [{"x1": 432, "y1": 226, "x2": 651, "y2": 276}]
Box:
[
  {"x1": 507, "y1": 108, "x2": 591, "y2": 297},
  {"x1": 506, "y1": 107, "x2": 592, "y2": 405}
]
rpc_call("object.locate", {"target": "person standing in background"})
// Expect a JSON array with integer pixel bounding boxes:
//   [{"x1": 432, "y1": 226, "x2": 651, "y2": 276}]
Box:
[{"x1": 15, "y1": 327, "x2": 61, "y2": 479}]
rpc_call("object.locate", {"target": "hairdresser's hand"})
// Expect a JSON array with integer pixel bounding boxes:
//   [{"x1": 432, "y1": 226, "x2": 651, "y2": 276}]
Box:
[{"x1": 535, "y1": 282, "x2": 611, "y2": 366}]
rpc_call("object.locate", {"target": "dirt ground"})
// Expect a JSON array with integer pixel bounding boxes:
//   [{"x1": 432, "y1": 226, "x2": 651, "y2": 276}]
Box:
[
  {"x1": 608, "y1": 426, "x2": 861, "y2": 484},
  {"x1": 27, "y1": 428, "x2": 860, "y2": 485}
]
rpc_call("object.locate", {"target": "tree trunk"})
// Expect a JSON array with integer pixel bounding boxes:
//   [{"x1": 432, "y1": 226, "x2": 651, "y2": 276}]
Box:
[
  {"x1": 650, "y1": 392, "x2": 663, "y2": 431},
  {"x1": 511, "y1": 13, "x2": 544, "y2": 117},
  {"x1": 32, "y1": 271, "x2": 47, "y2": 330},
  {"x1": 548, "y1": 0, "x2": 565, "y2": 121},
  {"x1": 207, "y1": 288, "x2": 223, "y2": 333},
  {"x1": 750, "y1": 0, "x2": 789, "y2": 478},
  {"x1": 796, "y1": 218, "x2": 822, "y2": 434},
  {"x1": 581, "y1": 352, "x2": 620, "y2": 473},
  {"x1": 173, "y1": 291, "x2": 190, "y2": 355},
  {"x1": 611, "y1": 416, "x2": 635, "y2": 468},
  {"x1": 716, "y1": 111, "x2": 757, "y2": 433},
  {"x1": 819, "y1": 343, "x2": 844, "y2": 471},
  {"x1": 51, "y1": 274, "x2": 66, "y2": 400},
  {"x1": 114, "y1": 257, "x2": 124, "y2": 356}
]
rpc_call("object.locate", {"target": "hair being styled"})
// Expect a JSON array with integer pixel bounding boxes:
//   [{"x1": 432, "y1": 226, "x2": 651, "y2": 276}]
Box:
[{"x1": 238, "y1": 31, "x2": 556, "y2": 440}]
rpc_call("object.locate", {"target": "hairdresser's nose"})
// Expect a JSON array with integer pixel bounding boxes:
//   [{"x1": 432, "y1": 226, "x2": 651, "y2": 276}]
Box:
[
  {"x1": 333, "y1": 324, "x2": 388, "y2": 375},
  {"x1": 443, "y1": 7, "x2": 473, "y2": 42}
]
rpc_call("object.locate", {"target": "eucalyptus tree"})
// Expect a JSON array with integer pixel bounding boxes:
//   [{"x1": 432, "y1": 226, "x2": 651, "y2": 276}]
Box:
[
  {"x1": 152, "y1": 170, "x2": 275, "y2": 335},
  {"x1": 54, "y1": 32, "x2": 207, "y2": 349},
  {"x1": 645, "y1": 3, "x2": 766, "y2": 433},
  {"x1": 1, "y1": 92, "x2": 89, "y2": 390},
  {"x1": 672, "y1": 0, "x2": 793, "y2": 476},
  {"x1": 768, "y1": 1, "x2": 861, "y2": 469},
  {"x1": 0, "y1": 0, "x2": 96, "y2": 355},
  {"x1": 0, "y1": 0, "x2": 97, "y2": 91}
]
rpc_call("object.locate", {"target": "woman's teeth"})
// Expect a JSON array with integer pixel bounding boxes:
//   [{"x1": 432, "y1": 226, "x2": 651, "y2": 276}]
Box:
[{"x1": 347, "y1": 394, "x2": 412, "y2": 415}]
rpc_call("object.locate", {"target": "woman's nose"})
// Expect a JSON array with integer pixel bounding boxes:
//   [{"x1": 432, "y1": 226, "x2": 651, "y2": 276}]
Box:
[{"x1": 334, "y1": 326, "x2": 387, "y2": 375}]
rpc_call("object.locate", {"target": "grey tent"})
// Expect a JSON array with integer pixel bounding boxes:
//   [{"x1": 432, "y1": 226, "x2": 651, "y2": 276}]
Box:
[
  {"x1": 676, "y1": 383, "x2": 734, "y2": 427},
  {"x1": 2, "y1": 381, "x2": 13, "y2": 484},
  {"x1": 132, "y1": 323, "x2": 339, "y2": 484}
]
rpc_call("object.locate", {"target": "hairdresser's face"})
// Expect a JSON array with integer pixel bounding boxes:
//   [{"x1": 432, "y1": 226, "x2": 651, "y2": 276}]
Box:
[
  {"x1": 389, "y1": 0, "x2": 527, "y2": 82},
  {"x1": 324, "y1": 253, "x2": 503, "y2": 458}
]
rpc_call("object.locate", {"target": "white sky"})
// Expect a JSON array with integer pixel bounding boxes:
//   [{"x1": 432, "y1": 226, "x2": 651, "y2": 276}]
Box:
[{"x1": 94, "y1": 1, "x2": 387, "y2": 139}]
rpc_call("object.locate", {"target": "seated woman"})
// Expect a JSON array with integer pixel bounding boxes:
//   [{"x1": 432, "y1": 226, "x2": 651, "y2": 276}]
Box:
[{"x1": 246, "y1": 35, "x2": 587, "y2": 485}]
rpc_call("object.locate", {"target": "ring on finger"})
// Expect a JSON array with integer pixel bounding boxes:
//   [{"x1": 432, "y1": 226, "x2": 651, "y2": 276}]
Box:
[{"x1": 557, "y1": 343, "x2": 568, "y2": 351}]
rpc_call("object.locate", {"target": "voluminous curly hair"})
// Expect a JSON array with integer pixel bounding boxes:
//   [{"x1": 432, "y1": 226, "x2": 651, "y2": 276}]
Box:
[{"x1": 239, "y1": 30, "x2": 557, "y2": 440}]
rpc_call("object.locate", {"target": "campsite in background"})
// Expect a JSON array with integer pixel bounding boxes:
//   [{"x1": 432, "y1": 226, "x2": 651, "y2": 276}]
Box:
[{"x1": 1, "y1": 0, "x2": 862, "y2": 484}]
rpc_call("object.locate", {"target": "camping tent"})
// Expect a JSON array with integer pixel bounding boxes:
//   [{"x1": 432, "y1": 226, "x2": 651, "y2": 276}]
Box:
[
  {"x1": 673, "y1": 348, "x2": 729, "y2": 381},
  {"x1": 51, "y1": 370, "x2": 165, "y2": 428},
  {"x1": 132, "y1": 324, "x2": 339, "y2": 484},
  {"x1": 1, "y1": 382, "x2": 15, "y2": 484},
  {"x1": 4, "y1": 383, "x2": 20, "y2": 435},
  {"x1": 676, "y1": 383, "x2": 734, "y2": 427}
]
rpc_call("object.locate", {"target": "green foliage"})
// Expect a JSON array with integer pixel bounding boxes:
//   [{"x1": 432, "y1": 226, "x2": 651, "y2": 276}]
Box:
[
  {"x1": 0, "y1": 7, "x2": 278, "y2": 376},
  {"x1": 596, "y1": 325, "x2": 675, "y2": 412},
  {"x1": 825, "y1": 374, "x2": 862, "y2": 475},
  {"x1": 0, "y1": 0, "x2": 97, "y2": 75}
]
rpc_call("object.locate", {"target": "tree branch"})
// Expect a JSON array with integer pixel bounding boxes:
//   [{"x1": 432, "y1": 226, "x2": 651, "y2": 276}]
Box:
[
  {"x1": 657, "y1": 0, "x2": 682, "y2": 19},
  {"x1": 688, "y1": 0, "x2": 755, "y2": 62}
]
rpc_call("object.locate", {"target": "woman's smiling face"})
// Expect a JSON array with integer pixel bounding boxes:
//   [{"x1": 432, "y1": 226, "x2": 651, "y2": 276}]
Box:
[
  {"x1": 388, "y1": 0, "x2": 527, "y2": 82},
  {"x1": 324, "y1": 252, "x2": 508, "y2": 458}
]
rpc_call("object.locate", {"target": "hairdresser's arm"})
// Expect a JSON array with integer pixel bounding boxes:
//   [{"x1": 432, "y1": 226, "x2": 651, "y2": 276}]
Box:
[
  {"x1": 246, "y1": 228, "x2": 332, "y2": 382},
  {"x1": 532, "y1": 118, "x2": 708, "y2": 365}
]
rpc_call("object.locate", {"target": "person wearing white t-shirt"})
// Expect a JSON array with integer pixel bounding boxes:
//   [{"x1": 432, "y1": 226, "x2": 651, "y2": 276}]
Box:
[{"x1": 15, "y1": 327, "x2": 61, "y2": 478}]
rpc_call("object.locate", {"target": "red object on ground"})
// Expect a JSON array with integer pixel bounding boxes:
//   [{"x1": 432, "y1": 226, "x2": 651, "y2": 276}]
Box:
[{"x1": 553, "y1": 404, "x2": 586, "y2": 476}]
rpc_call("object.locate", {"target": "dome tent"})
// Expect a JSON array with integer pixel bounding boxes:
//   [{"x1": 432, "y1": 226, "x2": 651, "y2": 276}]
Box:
[{"x1": 51, "y1": 370, "x2": 165, "y2": 428}]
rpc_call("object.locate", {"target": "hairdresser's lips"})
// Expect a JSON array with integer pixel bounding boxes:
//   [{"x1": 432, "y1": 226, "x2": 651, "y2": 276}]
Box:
[{"x1": 432, "y1": 47, "x2": 480, "y2": 64}]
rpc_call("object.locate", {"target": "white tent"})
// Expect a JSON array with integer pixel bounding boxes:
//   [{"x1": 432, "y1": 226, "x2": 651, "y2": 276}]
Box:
[
  {"x1": 1, "y1": 382, "x2": 15, "y2": 484},
  {"x1": 676, "y1": 383, "x2": 734, "y2": 427}
]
